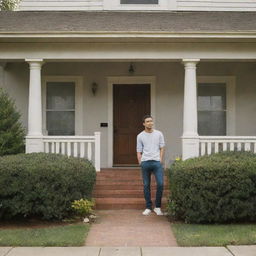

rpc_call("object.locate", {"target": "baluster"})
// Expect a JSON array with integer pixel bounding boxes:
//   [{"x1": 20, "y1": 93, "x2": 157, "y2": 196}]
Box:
[
  {"x1": 51, "y1": 142, "x2": 55, "y2": 153},
  {"x1": 230, "y1": 142, "x2": 235, "y2": 151},
  {"x1": 214, "y1": 142, "x2": 219, "y2": 153},
  {"x1": 67, "y1": 142, "x2": 71, "y2": 156},
  {"x1": 223, "y1": 142, "x2": 227, "y2": 151},
  {"x1": 87, "y1": 142, "x2": 92, "y2": 161},
  {"x1": 56, "y1": 142, "x2": 60, "y2": 154},
  {"x1": 237, "y1": 142, "x2": 242, "y2": 151},
  {"x1": 254, "y1": 143, "x2": 256, "y2": 154},
  {"x1": 201, "y1": 142, "x2": 205, "y2": 156},
  {"x1": 80, "y1": 142, "x2": 85, "y2": 158},
  {"x1": 61, "y1": 142, "x2": 65, "y2": 155},
  {"x1": 245, "y1": 142, "x2": 251, "y2": 151},
  {"x1": 74, "y1": 142, "x2": 78, "y2": 157},
  {"x1": 44, "y1": 142, "x2": 49, "y2": 153},
  {"x1": 207, "y1": 142, "x2": 212, "y2": 155}
]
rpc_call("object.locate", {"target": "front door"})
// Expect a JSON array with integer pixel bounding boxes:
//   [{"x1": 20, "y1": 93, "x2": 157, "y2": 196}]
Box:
[{"x1": 113, "y1": 84, "x2": 150, "y2": 166}]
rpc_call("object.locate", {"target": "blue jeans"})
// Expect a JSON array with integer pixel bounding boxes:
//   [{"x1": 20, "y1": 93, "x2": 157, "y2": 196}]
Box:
[{"x1": 140, "y1": 160, "x2": 164, "y2": 210}]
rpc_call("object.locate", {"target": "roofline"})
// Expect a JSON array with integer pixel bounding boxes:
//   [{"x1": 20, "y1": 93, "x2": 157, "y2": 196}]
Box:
[{"x1": 0, "y1": 31, "x2": 256, "y2": 39}]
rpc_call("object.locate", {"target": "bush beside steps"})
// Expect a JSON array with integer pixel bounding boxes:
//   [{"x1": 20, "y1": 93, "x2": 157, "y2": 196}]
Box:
[
  {"x1": 168, "y1": 151, "x2": 256, "y2": 224},
  {"x1": 0, "y1": 153, "x2": 96, "y2": 220}
]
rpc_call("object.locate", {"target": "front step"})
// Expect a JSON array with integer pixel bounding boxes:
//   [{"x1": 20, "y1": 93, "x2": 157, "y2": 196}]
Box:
[{"x1": 93, "y1": 168, "x2": 170, "y2": 210}]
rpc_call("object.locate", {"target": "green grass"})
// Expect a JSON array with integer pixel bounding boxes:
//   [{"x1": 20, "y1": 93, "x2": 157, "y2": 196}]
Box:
[
  {"x1": 0, "y1": 223, "x2": 89, "y2": 246},
  {"x1": 171, "y1": 223, "x2": 256, "y2": 246}
]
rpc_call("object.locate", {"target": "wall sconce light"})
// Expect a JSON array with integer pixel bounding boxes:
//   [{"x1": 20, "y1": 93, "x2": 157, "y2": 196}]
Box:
[
  {"x1": 129, "y1": 63, "x2": 135, "y2": 75},
  {"x1": 91, "y1": 82, "x2": 98, "y2": 96}
]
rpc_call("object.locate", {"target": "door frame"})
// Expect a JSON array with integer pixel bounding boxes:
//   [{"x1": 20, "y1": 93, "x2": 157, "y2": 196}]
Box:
[{"x1": 107, "y1": 76, "x2": 156, "y2": 167}]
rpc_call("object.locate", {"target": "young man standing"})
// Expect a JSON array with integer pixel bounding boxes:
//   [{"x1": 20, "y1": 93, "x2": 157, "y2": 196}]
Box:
[{"x1": 136, "y1": 115, "x2": 165, "y2": 216}]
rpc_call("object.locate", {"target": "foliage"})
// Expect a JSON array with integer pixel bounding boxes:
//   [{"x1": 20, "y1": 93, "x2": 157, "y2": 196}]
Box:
[
  {"x1": 0, "y1": 153, "x2": 96, "y2": 220},
  {"x1": 168, "y1": 151, "x2": 256, "y2": 224},
  {"x1": 0, "y1": 0, "x2": 20, "y2": 10},
  {"x1": 0, "y1": 88, "x2": 25, "y2": 156},
  {"x1": 71, "y1": 199, "x2": 95, "y2": 218}
]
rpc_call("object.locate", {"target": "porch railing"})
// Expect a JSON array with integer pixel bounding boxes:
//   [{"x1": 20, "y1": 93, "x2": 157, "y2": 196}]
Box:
[
  {"x1": 42, "y1": 132, "x2": 101, "y2": 172},
  {"x1": 199, "y1": 136, "x2": 256, "y2": 156}
]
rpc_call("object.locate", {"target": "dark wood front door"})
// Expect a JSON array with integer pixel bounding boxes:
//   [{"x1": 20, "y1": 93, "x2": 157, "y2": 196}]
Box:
[{"x1": 113, "y1": 84, "x2": 150, "y2": 166}]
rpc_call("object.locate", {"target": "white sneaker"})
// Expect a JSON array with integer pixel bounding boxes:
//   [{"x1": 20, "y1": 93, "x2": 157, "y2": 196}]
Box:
[
  {"x1": 154, "y1": 207, "x2": 164, "y2": 216},
  {"x1": 142, "y1": 209, "x2": 152, "y2": 215}
]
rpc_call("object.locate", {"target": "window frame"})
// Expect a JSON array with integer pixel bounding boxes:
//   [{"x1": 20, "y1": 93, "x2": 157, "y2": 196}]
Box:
[
  {"x1": 42, "y1": 76, "x2": 83, "y2": 136},
  {"x1": 197, "y1": 76, "x2": 236, "y2": 136}
]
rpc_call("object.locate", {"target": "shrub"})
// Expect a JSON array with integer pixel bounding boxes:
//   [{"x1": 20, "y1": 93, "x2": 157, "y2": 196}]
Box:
[
  {"x1": 0, "y1": 0, "x2": 20, "y2": 10},
  {"x1": 0, "y1": 88, "x2": 25, "y2": 156},
  {"x1": 71, "y1": 199, "x2": 95, "y2": 218},
  {"x1": 168, "y1": 151, "x2": 256, "y2": 224},
  {"x1": 0, "y1": 153, "x2": 96, "y2": 220}
]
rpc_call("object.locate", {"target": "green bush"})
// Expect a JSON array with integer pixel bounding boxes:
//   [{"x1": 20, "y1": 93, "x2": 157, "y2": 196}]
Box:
[
  {"x1": 0, "y1": 153, "x2": 96, "y2": 220},
  {"x1": 0, "y1": 88, "x2": 25, "y2": 156},
  {"x1": 0, "y1": 0, "x2": 20, "y2": 10},
  {"x1": 168, "y1": 151, "x2": 256, "y2": 224},
  {"x1": 71, "y1": 198, "x2": 95, "y2": 218}
]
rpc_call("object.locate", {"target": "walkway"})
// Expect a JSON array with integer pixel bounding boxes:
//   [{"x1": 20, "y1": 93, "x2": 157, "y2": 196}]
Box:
[
  {"x1": 1, "y1": 246, "x2": 256, "y2": 256},
  {"x1": 85, "y1": 210, "x2": 177, "y2": 247}
]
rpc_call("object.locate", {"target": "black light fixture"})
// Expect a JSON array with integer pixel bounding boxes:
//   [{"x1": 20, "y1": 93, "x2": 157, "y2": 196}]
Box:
[
  {"x1": 91, "y1": 82, "x2": 98, "y2": 96},
  {"x1": 129, "y1": 63, "x2": 135, "y2": 75}
]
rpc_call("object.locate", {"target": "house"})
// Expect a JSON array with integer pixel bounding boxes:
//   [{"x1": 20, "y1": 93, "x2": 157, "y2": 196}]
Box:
[{"x1": 0, "y1": 0, "x2": 256, "y2": 172}]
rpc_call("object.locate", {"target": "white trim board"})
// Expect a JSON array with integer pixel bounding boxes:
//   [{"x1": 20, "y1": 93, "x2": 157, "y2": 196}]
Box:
[
  {"x1": 42, "y1": 76, "x2": 84, "y2": 136},
  {"x1": 107, "y1": 76, "x2": 156, "y2": 167},
  {"x1": 197, "y1": 76, "x2": 236, "y2": 136}
]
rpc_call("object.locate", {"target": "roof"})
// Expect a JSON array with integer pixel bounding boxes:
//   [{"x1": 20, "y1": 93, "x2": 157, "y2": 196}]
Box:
[{"x1": 0, "y1": 11, "x2": 256, "y2": 33}]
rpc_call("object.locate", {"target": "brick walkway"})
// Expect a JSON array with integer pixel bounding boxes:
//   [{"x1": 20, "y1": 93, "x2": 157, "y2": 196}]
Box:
[{"x1": 85, "y1": 210, "x2": 177, "y2": 247}]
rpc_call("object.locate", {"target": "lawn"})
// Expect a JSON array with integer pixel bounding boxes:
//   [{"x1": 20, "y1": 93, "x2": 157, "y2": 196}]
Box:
[
  {"x1": 0, "y1": 223, "x2": 89, "y2": 246},
  {"x1": 171, "y1": 223, "x2": 256, "y2": 246}
]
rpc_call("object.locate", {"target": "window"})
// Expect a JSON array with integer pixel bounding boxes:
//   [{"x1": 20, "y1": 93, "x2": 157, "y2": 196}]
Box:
[
  {"x1": 121, "y1": 0, "x2": 158, "y2": 4},
  {"x1": 46, "y1": 82, "x2": 75, "y2": 135},
  {"x1": 198, "y1": 83, "x2": 227, "y2": 136}
]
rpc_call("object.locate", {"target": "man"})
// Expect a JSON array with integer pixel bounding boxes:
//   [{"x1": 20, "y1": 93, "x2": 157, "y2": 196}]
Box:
[{"x1": 136, "y1": 115, "x2": 165, "y2": 216}]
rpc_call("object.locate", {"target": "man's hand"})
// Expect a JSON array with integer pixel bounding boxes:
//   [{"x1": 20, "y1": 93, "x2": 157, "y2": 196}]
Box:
[
  {"x1": 160, "y1": 147, "x2": 165, "y2": 164},
  {"x1": 137, "y1": 152, "x2": 142, "y2": 165}
]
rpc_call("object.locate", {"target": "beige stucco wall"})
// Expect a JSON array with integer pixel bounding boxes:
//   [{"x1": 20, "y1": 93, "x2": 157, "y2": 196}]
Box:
[{"x1": 1, "y1": 61, "x2": 256, "y2": 167}]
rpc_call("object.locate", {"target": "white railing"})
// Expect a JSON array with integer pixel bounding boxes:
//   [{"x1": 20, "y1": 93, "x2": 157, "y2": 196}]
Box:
[
  {"x1": 199, "y1": 136, "x2": 256, "y2": 156},
  {"x1": 42, "y1": 132, "x2": 101, "y2": 172}
]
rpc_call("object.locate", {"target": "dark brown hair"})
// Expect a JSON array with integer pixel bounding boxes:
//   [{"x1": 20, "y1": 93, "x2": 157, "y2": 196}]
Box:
[{"x1": 142, "y1": 115, "x2": 153, "y2": 123}]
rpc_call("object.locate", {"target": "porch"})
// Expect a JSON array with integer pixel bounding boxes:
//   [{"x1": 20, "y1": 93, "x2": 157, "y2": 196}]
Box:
[{"x1": 1, "y1": 59, "x2": 256, "y2": 171}]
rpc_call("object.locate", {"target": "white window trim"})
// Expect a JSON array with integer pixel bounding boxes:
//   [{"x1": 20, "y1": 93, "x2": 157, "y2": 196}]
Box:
[
  {"x1": 42, "y1": 76, "x2": 83, "y2": 136},
  {"x1": 107, "y1": 76, "x2": 156, "y2": 167},
  {"x1": 103, "y1": 0, "x2": 177, "y2": 10},
  {"x1": 197, "y1": 76, "x2": 236, "y2": 136}
]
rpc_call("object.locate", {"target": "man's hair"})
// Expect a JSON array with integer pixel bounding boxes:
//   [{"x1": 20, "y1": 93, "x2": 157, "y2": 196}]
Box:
[{"x1": 142, "y1": 115, "x2": 153, "y2": 123}]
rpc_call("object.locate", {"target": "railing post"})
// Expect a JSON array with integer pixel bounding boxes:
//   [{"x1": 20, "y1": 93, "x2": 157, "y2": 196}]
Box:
[{"x1": 94, "y1": 132, "x2": 101, "y2": 172}]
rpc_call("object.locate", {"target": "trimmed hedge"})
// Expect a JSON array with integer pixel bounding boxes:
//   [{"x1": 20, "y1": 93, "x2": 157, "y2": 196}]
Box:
[
  {"x1": 168, "y1": 151, "x2": 256, "y2": 224},
  {"x1": 0, "y1": 153, "x2": 96, "y2": 220}
]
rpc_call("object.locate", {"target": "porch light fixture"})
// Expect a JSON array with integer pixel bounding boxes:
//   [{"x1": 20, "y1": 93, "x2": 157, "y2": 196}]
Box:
[
  {"x1": 129, "y1": 63, "x2": 135, "y2": 75},
  {"x1": 91, "y1": 82, "x2": 98, "y2": 96}
]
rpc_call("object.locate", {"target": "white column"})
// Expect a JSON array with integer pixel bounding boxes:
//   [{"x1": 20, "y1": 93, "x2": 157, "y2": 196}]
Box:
[
  {"x1": 181, "y1": 59, "x2": 200, "y2": 160},
  {"x1": 94, "y1": 131, "x2": 101, "y2": 172},
  {"x1": 25, "y1": 59, "x2": 44, "y2": 153}
]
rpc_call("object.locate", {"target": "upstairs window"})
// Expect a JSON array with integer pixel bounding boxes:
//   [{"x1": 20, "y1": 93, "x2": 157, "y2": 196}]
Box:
[{"x1": 121, "y1": 0, "x2": 158, "y2": 4}]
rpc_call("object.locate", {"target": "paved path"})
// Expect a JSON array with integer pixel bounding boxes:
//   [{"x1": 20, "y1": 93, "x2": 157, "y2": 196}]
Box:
[
  {"x1": 1, "y1": 246, "x2": 256, "y2": 256},
  {"x1": 85, "y1": 210, "x2": 177, "y2": 247}
]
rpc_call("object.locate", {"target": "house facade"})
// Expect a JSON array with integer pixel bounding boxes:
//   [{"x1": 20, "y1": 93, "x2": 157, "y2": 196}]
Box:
[{"x1": 0, "y1": 1, "x2": 256, "y2": 171}]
